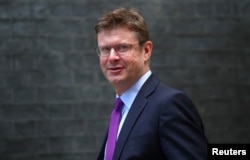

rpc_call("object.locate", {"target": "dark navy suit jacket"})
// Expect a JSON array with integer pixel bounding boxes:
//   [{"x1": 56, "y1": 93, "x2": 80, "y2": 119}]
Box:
[{"x1": 97, "y1": 74, "x2": 208, "y2": 160}]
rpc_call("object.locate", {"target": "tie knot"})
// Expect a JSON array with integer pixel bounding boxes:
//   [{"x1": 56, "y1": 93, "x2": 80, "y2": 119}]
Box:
[{"x1": 114, "y1": 98, "x2": 123, "y2": 112}]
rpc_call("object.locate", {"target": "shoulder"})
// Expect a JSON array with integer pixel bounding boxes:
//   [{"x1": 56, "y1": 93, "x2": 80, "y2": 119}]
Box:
[
  {"x1": 149, "y1": 75, "x2": 188, "y2": 101},
  {"x1": 144, "y1": 75, "x2": 197, "y2": 112},
  {"x1": 141, "y1": 73, "x2": 194, "y2": 106},
  {"x1": 141, "y1": 74, "x2": 183, "y2": 96}
]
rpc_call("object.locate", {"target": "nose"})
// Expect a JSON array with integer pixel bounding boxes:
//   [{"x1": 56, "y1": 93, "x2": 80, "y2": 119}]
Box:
[{"x1": 108, "y1": 48, "x2": 120, "y2": 59}]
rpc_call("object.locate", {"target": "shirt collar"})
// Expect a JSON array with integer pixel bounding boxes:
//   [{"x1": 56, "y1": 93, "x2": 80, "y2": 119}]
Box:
[{"x1": 117, "y1": 70, "x2": 152, "y2": 110}]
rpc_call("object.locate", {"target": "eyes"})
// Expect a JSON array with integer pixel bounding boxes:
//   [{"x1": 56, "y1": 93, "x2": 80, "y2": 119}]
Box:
[
  {"x1": 97, "y1": 43, "x2": 139, "y2": 56},
  {"x1": 99, "y1": 44, "x2": 131, "y2": 55}
]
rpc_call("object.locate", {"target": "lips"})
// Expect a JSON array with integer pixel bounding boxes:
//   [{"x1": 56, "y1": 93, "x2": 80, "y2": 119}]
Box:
[{"x1": 108, "y1": 66, "x2": 123, "y2": 73}]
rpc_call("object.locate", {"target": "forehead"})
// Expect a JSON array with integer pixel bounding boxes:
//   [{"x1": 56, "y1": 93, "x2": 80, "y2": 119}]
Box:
[{"x1": 97, "y1": 27, "x2": 138, "y2": 45}]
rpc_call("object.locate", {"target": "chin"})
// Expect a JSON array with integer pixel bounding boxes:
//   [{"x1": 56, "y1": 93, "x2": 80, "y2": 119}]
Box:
[
  {"x1": 108, "y1": 76, "x2": 124, "y2": 86},
  {"x1": 109, "y1": 78, "x2": 120, "y2": 85}
]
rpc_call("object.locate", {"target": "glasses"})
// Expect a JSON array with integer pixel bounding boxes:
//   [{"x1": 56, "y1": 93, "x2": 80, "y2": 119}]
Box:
[{"x1": 96, "y1": 42, "x2": 140, "y2": 57}]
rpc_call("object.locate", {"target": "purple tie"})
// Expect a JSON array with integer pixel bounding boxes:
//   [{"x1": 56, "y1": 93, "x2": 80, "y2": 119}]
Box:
[{"x1": 106, "y1": 98, "x2": 124, "y2": 160}]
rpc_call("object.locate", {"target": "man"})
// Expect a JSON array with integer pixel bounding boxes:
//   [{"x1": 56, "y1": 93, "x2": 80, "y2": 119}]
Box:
[{"x1": 95, "y1": 7, "x2": 208, "y2": 160}]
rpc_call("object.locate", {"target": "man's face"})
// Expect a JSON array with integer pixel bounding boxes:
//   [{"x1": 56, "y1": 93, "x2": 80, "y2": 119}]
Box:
[{"x1": 97, "y1": 27, "x2": 152, "y2": 95}]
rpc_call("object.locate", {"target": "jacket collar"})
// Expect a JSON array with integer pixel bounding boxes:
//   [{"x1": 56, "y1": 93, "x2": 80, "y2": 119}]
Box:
[{"x1": 113, "y1": 74, "x2": 159, "y2": 159}]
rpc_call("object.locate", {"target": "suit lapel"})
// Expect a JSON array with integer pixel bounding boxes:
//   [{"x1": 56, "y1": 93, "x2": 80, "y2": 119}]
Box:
[{"x1": 113, "y1": 74, "x2": 159, "y2": 159}]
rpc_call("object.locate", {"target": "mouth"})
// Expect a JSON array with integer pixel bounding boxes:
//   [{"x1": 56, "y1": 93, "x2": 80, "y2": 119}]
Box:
[{"x1": 108, "y1": 67, "x2": 123, "y2": 73}]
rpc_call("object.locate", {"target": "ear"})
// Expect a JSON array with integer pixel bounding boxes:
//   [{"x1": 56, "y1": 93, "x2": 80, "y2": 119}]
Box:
[{"x1": 143, "y1": 41, "x2": 153, "y2": 60}]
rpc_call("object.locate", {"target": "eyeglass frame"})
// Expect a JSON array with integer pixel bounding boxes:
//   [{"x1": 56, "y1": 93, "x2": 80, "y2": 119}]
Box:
[{"x1": 95, "y1": 42, "x2": 141, "y2": 57}]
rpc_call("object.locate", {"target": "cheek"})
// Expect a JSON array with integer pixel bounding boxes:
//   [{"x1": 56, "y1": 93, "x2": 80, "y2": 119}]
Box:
[
  {"x1": 126, "y1": 58, "x2": 142, "y2": 74},
  {"x1": 124, "y1": 55, "x2": 137, "y2": 68},
  {"x1": 100, "y1": 57, "x2": 106, "y2": 65},
  {"x1": 99, "y1": 59, "x2": 107, "y2": 71},
  {"x1": 130, "y1": 54, "x2": 144, "y2": 67}
]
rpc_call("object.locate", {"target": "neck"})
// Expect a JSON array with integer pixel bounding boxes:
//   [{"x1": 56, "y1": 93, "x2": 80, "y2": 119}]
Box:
[{"x1": 114, "y1": 68, "x2": 150, "y2": 96}]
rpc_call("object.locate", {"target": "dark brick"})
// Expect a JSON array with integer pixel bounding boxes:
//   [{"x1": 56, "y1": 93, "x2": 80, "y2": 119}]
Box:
[
  {"x1": 1, "y1": 0, "x2": 250, "y2": 159},
  {"x1": 0, "y1": 138, "x2": 47, "y2": 154},
  {"x1": 49, "y1": 4, "x2": 72, "y2": 17},
  {"x1": 14, "y1": 121, "x2": 37, "y2": 138},
  {"x1": 36, "y1": 53, "x2": 69, "y2": 72},
  {"x1": 0, "y1": 20, "x2": 11, "y2": 36},
  {"x1": 37, "y1": 119, "x2": 85, "y2": 137},
  {"x1": 213, "y1": 2, "x2": 235, "y2": 16},
  {"x1": 13, "y1": 54, "x2": 36, "y2": 70},
  {"x1": 47, "y1": 37, "x2": 71, "y2": 52},
  {"x1": 13, "y1": 21, "x2": 37, "y2": 37},
  {"x1": 63, "y1": 19, "x2": 83, "y2": 35},
  {"x1": 238, "y1": 1, "x2": 250, "y2": 15},
  {"x1": 13, "y1": 87, "x2": 36, "y2": 102},
  {"x1": 170, "y1": 19, "x2": 238, "y2": 35},
  {"x1": 37, "y1": 19, "x2": 63, "y2": 36},
  {"x1": 36, "y1": 87, "x2": 84, "y2": 102},
  {"x1": 63, "y1": 53, "x2": 84, "y2": 69},
  {"x1": 72, "y1": 36, "x2": 95, "y2": 51},
  {"x1": 1, "y1": 3, "x2": 31, "y2": 19},
  {"x1": 0, "y1": 122, "x2": 14, "y2": 138},
  {"x1": 37, "y1": 153, "x2": 85, "y2": 160},
  {"x1": 48, "y1": 137, "x2": 75, "y2": 153},
  {"x1": 46, "y1": 71, "x2": 73, "y2": 86},
  {"x1": 30, "y1": 2, "x2": 50, "y2": 18},
  {"x1": 6, "y1": 71, "x2": 47, "y2": 87},
  {"x1": 0, "y1": 103, "x2": 47, "y2": 121},
  {"x1": 238, "y1": 69, "x2": 250, "y2": 84},
  {"x1": 74, "y1": 70, "x2": 95, "y2": 84},
  {"x1": 0, "y1": 55, "x2": 12, "y2": 70},
  {"x1": 0, "y1": 89, "x2": 12, "y2": 103},
  {"x1": 74, "y1": 135, "x2": 97, "y2": 151},
  {"x1": 47, "y1": 103, "x2": 74, "y2": 119},
  {"x1": 3, "y1": 38, "x2": 35, "y2": 55}
]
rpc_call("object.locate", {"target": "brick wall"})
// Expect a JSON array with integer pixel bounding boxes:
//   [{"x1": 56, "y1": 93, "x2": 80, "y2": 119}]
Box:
[{"x1": 0, "y1": 0, "x2": 249, "y2": 159}]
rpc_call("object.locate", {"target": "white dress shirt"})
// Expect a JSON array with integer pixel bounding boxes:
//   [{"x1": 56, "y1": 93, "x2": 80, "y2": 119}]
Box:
[{"x1": 117, "y1": 70, "x2": 152, "y2": 137}]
